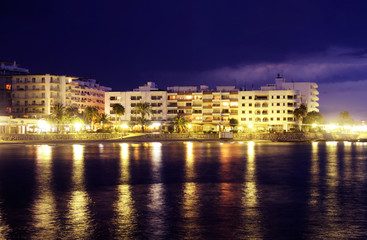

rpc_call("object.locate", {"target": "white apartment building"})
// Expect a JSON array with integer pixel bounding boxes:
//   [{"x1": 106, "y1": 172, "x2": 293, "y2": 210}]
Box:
[
  {"x1": 11, "y1": 74, "x2": 110, "y2": 118},
  {"x1": 261, "y1": 75, "x2": 319, "y2": 112},
  {"x1": 105, "y1": 82, "x2": 167, "y2": 122},
  {"x1": 105, "y1": 77, "x2": 318, "y2": 132}
]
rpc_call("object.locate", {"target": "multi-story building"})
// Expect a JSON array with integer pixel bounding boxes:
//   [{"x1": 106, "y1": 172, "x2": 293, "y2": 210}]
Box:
[
  {"x1": 105, "y1": 77, "x2": 318, "y2": 131},
  {"x1": 0, "y1": 61, "x2": 29, "y2": 115},
  {"x1": 11, "y1": 74, "x2": 110, "y2": 118},
  {"x1": 261, "y1": 74, "x2": 319, "y2": 112},
  {"x1": 105, "y1": 82, "x2": 167, "y2": 123}
]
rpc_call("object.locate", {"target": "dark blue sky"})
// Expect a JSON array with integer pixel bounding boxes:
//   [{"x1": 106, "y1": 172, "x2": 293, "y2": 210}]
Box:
[{"x1": 2, "y1": 0, "x2": 367, "y2": 119}]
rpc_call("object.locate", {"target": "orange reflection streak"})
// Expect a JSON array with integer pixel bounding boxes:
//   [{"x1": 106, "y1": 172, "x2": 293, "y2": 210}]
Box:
[
  {"x1": 185, "y1": 142, "x2": 194, "y2": 180},
  {"x1": 65, "y1": 144, "x2": 92, "y2": 239},
  {"x1": 119, "y1": 143, "x2": 130, "y2": 183},
  {"x1": 114, "y1": 144, "x2": 137, "y2": 237},
  {"x1": 113, "y1": 184, "x2": 137, "y2": 238},
  {"x1": 151, "y1": 142, "x2": 162, "y2": 182},
  {"x1": 31, "y1": 145, "x2": 59, "y2": 239},
  {"x1": 241, "y1": 141, "x2": 262, "y2": 238},
  {"x1": 308, "y1": 142, "x2": 320, "y2": 206},
  {"x1": 181, "y1": 142, "x2": 200, "y2": 238}
]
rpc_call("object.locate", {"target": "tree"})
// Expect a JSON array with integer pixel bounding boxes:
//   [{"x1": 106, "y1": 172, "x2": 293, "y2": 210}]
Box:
[
  {"x1": 83, "y1": 107, "x2": 99, "y2": 130},
  {"x1": 229, "y1": 118, "x2": 239, "y2": 129},
  {"x1": 303, "y1": 111, "x2": 324, "y2": 131},
  {"x1": 65, "y1": 106, "x2": 80, "y2": 118},
  {"x1": 294, "y1": 104, "x2": 308, "y2": 131},
  {"x1": 172, "y1": 115, "x2": 189, "y2": 133},
  {"x1": 49, "y1": 103, "x2": 66, "y2": 132},
  {"x1": 337, "y1": 111, "x2": 354, "y2": 126},
  {"x1": 98, "y1": 113, "x2": 111, "y2": 129},
  {"x1": 133, "y1": 102, "x2": 152, "y2": 132},
  {"x1": 112, "y1": 103, "x2": 125, "y2": 124}
]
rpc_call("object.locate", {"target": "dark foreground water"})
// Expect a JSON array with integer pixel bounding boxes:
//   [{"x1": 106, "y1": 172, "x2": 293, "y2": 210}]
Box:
[{"x1": 0, "y1": 141, "x2": 366, "y2": 239}]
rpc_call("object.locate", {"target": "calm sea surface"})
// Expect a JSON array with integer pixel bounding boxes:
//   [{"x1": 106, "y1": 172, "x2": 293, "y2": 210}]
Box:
[{"x1": 0, "y1": 141, "x2": 366, "y2": 239}]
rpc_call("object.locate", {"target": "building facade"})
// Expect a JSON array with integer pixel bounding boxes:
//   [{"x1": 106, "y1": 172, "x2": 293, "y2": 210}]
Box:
[
  {"x1": 0, "y1": 61, "x2": 30, "y2": 116},
  {"x1": 11, "y1": 74, "x2": 110, "y2": 118},
  {"x1": 105, "y1": 77, "x2": 318, "y2": 131},
  {"x1": 105, "y1": 82, "x2": 167, "y2": 123},
  {"x1": 261, "y1": 75, "x2": 319, "y2": 112}
]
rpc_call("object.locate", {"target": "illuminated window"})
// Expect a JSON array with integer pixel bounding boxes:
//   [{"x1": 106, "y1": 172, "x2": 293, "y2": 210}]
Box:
[{"x1": 6, "y1": 84, "x2": 11, "y2": 90}]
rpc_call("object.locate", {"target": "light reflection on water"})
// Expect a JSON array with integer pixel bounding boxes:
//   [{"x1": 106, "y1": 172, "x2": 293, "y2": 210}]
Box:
[
  {"x1": 31, "y1": 145, "x2": 59, "y2": 240},
  {"x1": 0, "y1": 141, "x2": 366, "y2": 239},
  {"x1": 65, "y1": 144, "x2": 93, "y2": 239}
]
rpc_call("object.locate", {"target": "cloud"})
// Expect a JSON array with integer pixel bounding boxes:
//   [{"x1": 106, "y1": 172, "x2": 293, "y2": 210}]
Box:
[
  {"x1": 152, "y1": 47, "x2": 367, "y2": 89},
  {"x1": 319, "y1": 80, "x2": 367, "y2": 121}
]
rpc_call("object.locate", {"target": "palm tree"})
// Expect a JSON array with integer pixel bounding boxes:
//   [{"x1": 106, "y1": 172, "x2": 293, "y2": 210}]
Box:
[
  {"x1": 98, "y1": 113, "x2": 111, "y2": 129},
  {"x1": 133, "y1": 102, "x2": 152, "y2": 132},
  {"x1": 50, "y1": 103, "x2": 66, "y2": 132},
  {"x1": 83, "y1": 107, "x2": 99, "y2": 130},
  {"x1": 172, "y1": 115, "x2": 189, "y2": 133},
  {"x1": 112, "y1": 103, "x2": 125, "y2": 124},
  {"x1": 294, "y1": 104, "x2": 307, "y2": 131},
  {"x1": 65, "y1": 106, "x2": 80, "y2": 118}
]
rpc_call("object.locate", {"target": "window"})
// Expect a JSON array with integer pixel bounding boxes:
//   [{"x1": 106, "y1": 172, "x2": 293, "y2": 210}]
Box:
[
  {"x1": 186, "y1": 103, "x2": 192, "y2": 106},
  {"x1": 32, "y1": 78, "x2": 36, "y2": 83},
  {"x1": 242, "y1": 103, "x2": 245, "y2": 106},
  {"x1": 242, "y1": 111, "x2": 245, "y2": 114},
  {"x1": 277, "y1": 110, "x2": 280, "y2": 113},
  {"x1": 277, "y1": 96, "x2": 280, "y2": 99},
  {"x1": 249, "y1": 103, "x2": 252, "y2": 107},
  {"x1": 110, "y1": 96, "x2": 117, "y2": 100},
  {"x1": 277, "y1": 103, "x2": 280, "y2": 106},
  {"x1": 249, "y1": 111, "x2": 252, "y2": 114},
  {"x1": 151, "y1": 96, "x2": 162, "y2": 100},
  {"x1": 242, "y1": 96, "x2": 245, "y2": 99},
  {"x1": 241, "y1": 118, "x2": 246, "y2": 121}
]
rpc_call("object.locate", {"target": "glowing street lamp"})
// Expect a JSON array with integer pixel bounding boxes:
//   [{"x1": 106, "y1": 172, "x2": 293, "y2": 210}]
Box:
[
  {"x1": 74, "y1": 122, "x2": 83, "y2": 132},
  {"x1": 38, "y1": 120, "x2": 51, "y2": 133}
]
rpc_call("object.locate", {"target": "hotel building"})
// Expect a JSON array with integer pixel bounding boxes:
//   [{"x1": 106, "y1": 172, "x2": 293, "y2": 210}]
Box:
[
  {"x1": 105, "y1": 82, "x2": 167, "y2": 122},
  {"x1": 105, "y1": 77, "x2": 319, "y2": 131},
  {"x1": 10, "y1": 74, "x2": 110, "y2": 118}
]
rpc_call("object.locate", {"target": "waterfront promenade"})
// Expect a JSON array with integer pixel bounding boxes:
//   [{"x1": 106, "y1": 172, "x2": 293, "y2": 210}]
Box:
[{"x1": 0, "y1": 132, "x2": 364, "y2": 144}]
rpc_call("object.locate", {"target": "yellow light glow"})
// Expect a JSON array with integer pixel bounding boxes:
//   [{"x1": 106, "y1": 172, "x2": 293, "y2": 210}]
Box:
[
  {"x1": 230, "y1": 102, "x2": 238, "y2": 106},
  {"x1": 312, "y1": 123, "x2": 317, "y2": 128},
  {"x1": 38, "y1": 120, "x2": 51, "y2": 132},
  {"x1": 151, "y1": 122, "x2": 161, "y2": 128},
  {"x1": 325, "y1": 124, "x2": 337, "y2": 131},
  {"x1": 74, "y1": 123, "x2": 83, "y2": 131},
  {"x1": 248, "y1": 122, "x2": 253, "y2": 128},
  {"x1": 222, "y1": 102, "x2": 229, "y2": 107},
  {"x1": 188, "y1": 124, "x2": 192, "y2": 128}
]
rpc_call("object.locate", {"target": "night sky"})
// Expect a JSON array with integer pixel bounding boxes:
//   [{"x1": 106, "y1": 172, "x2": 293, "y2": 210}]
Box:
[{"x1": 2, "y1": 0, "x2": 367, "y2": 120}]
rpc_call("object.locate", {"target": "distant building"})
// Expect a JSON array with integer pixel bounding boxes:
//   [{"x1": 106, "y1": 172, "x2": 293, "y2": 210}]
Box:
[
  {"x1": 0, "y1": 61, "x2": 29, "y2": 75},
  {"x1": 11, "y1": 74, "x2": 111, "y2": 118},
  {"x1": 261, "y1": 74, "x2": 319, "y2": 112},
  {"x1": 0, "y1": 61, "x2": 30, "y2": 116},
  {"x1": 105, "y1": 77, "x2": 319, "y2": 131}
]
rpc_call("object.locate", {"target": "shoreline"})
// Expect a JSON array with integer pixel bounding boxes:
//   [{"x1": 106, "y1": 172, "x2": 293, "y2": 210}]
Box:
[{"x1": 0, "y1": 138, "x2": 364, "y2": 145}]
